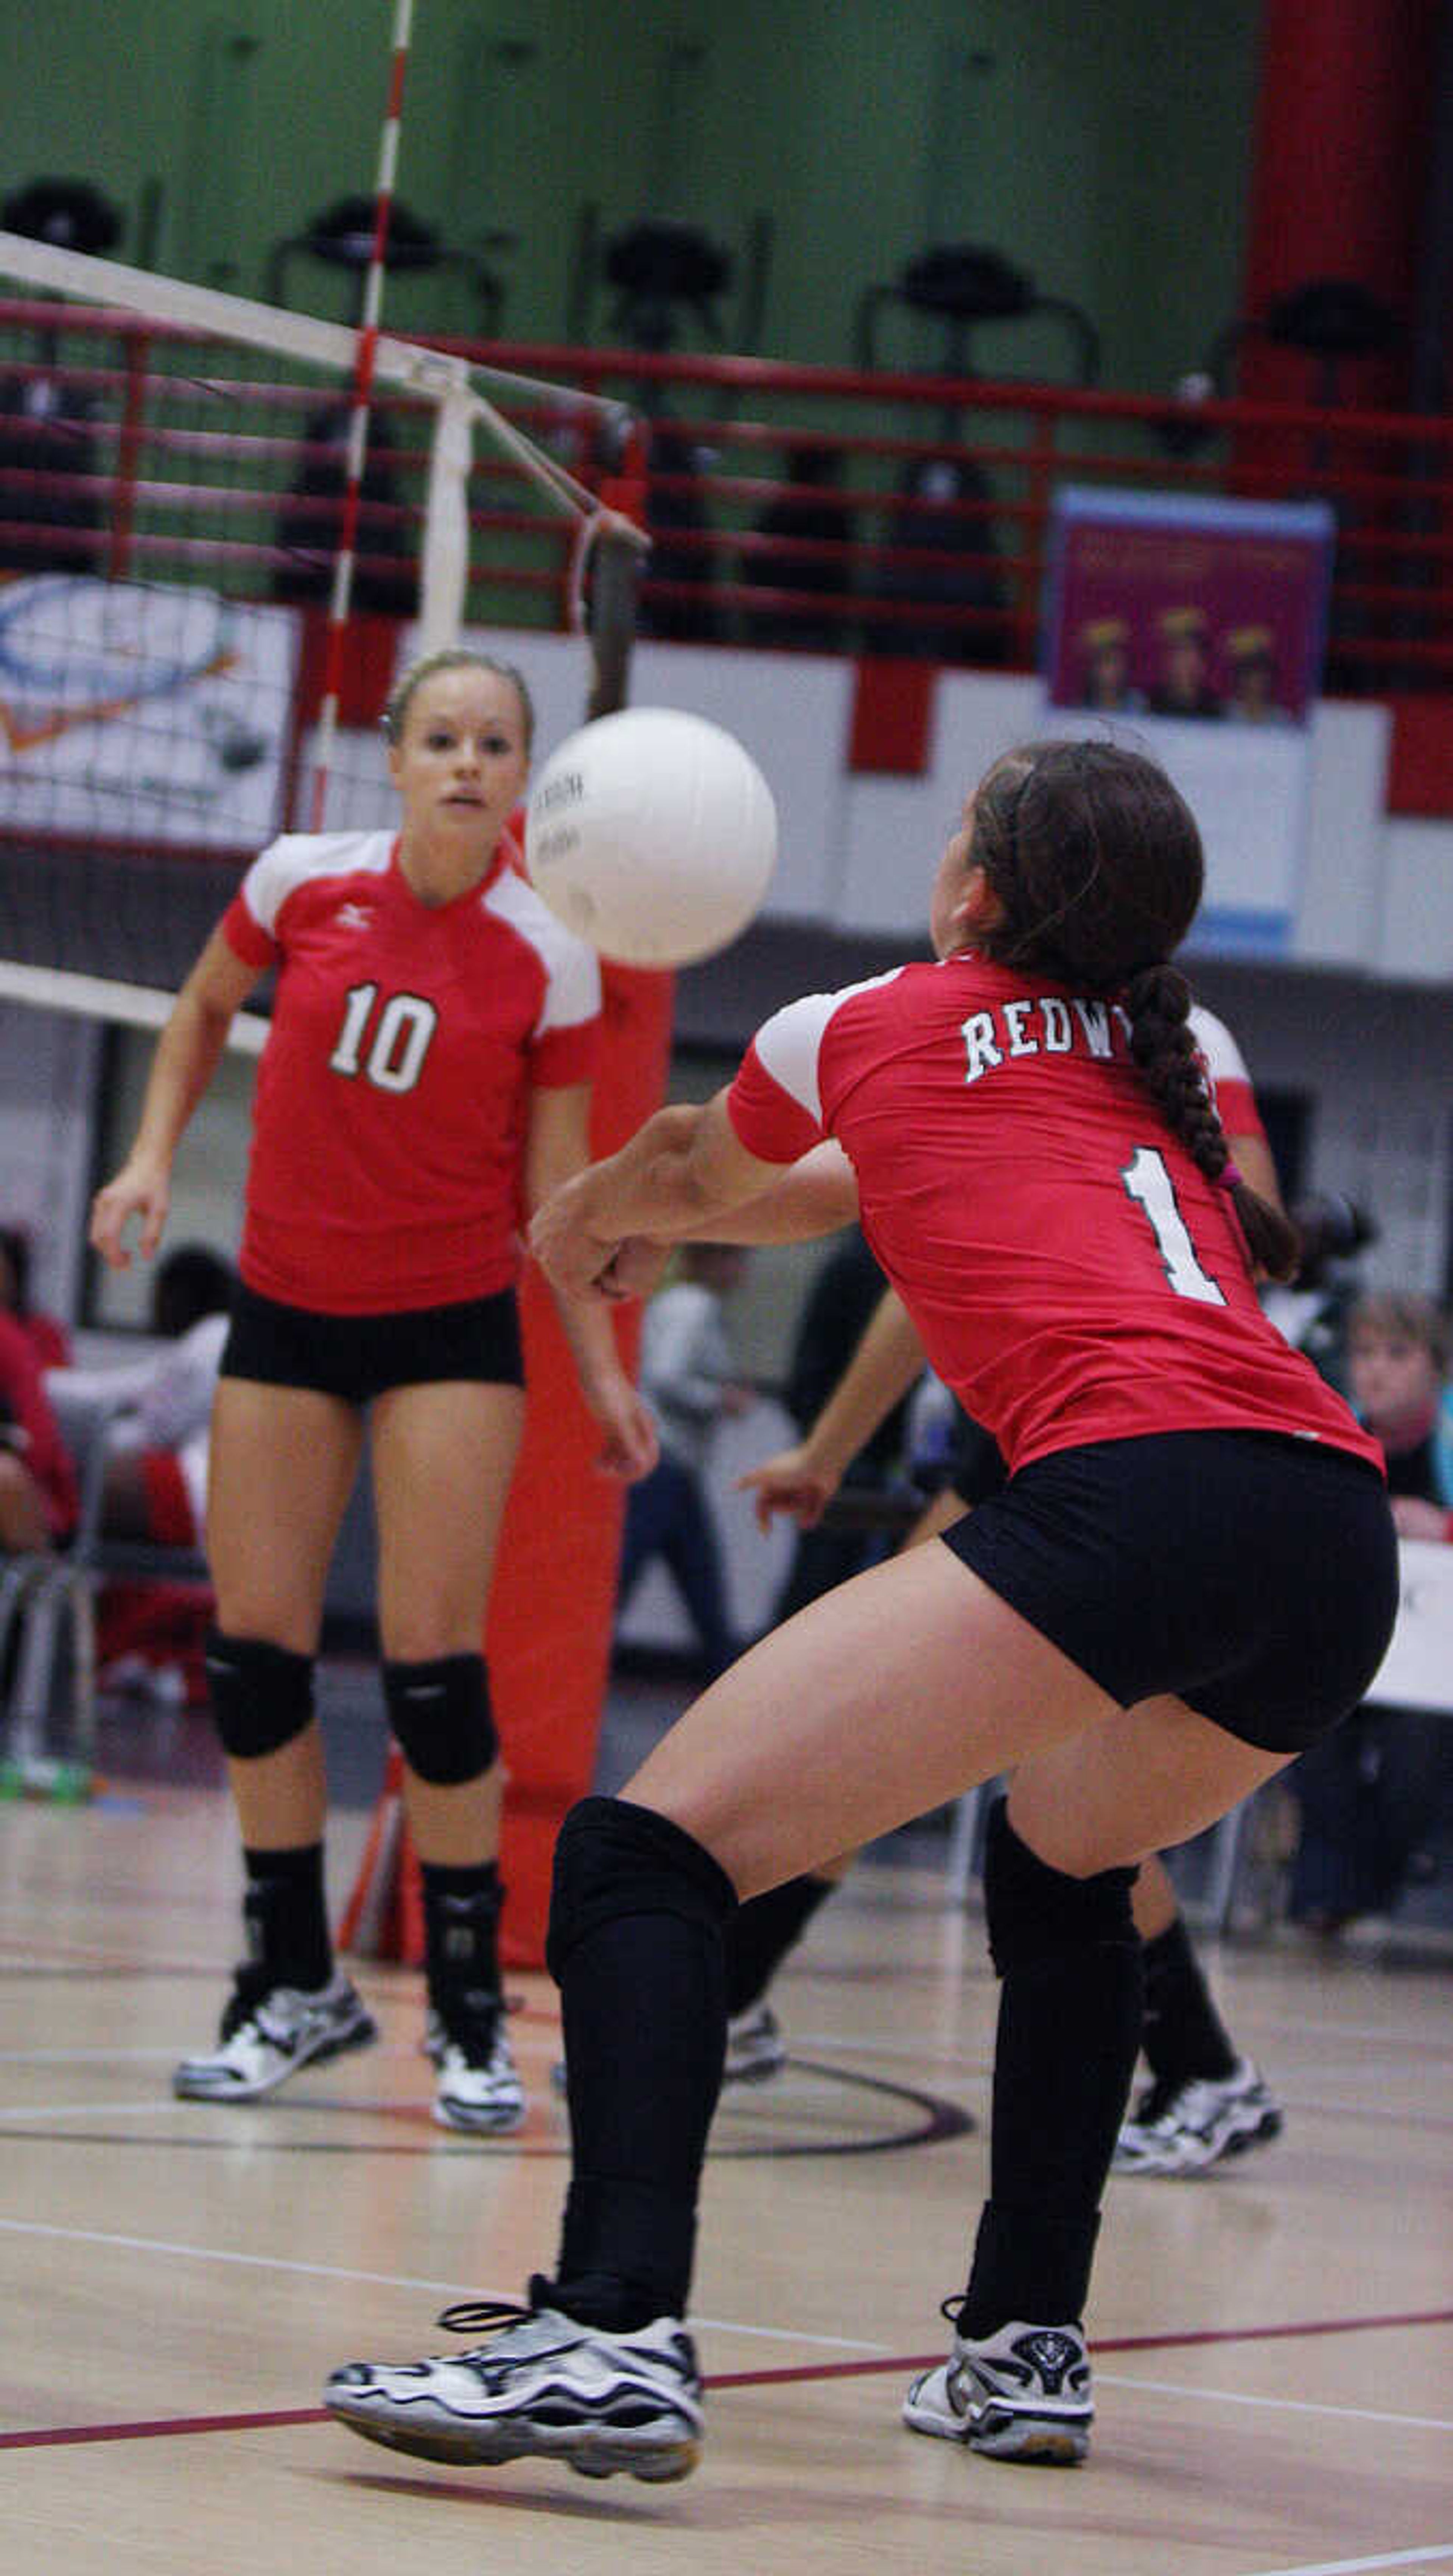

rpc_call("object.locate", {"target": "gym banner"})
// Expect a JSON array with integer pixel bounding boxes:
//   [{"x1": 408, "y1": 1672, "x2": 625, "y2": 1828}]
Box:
[
  {"x1": 1038, "y1": 491, "x2": 1336, "y2": 957},
  {"x1": 0, "y1": 573, "x2": 299, "y2": 844}
]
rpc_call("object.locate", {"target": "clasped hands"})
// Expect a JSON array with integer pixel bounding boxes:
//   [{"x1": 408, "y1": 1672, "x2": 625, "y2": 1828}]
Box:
[{"x1": 527, "y1": 1178, "x2": 667, "y2": 1305}]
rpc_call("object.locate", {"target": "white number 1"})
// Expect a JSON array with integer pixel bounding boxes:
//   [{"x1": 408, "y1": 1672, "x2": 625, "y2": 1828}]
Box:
[{"x1": 1122, "y1": 1145, "x2": 1226, "y2": 1305}]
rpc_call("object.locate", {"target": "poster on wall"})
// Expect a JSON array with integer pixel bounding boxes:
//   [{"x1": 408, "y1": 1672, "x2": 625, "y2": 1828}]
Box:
[
  {"x1": 0, "y1": 573, "x2": 300, "y2": 846},
  {"x1": 1038, "y1": 490, "x2": 1336, "y2": 957}
]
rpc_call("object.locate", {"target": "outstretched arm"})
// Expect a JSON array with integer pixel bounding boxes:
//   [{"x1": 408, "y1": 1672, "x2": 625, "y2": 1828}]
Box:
[
  {"x1": 529, "y1": 1091, "x2": 789, "y2": 1302},
  {"x1": 593, "y1": 1137, "x2": 862, "y2": 1304}
]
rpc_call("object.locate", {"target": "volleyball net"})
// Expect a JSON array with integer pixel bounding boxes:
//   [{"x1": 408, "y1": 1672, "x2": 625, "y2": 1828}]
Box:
[{"x1": 0, "y1": 226, "x2": 647, "y2": 1011}]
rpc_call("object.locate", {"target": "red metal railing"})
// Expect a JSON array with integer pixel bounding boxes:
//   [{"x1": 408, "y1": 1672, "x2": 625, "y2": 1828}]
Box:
[{"x1": 2, "y1": 296, "x2": 1451, "y2": 690}]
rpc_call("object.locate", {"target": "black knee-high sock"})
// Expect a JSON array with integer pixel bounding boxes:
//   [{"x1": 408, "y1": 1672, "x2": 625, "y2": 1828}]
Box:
[
  {"x1": 962, "y1": 1803, "x2": 1143, "y2": 2336},
  {"x1": 420, "y1": 1859, "x2": 502, "y2": 2022},
  {"x1": 1140, "y1": 1915, "x2": 1237, "y2": 2087},
  {"x1": 542, "y1": 1798, "x2": 737, "y2": 2331},
  {"x1": 242, "y1": 1842, "x2": 331, "y2": 1991},
  {"x1": 725, "y1": 1873, "x2": 836, "y2": 2015}
]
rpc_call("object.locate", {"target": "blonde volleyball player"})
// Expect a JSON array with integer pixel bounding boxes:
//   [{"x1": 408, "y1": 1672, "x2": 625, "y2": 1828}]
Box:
[
  {"x1": 327, "y1": 738, "x2": 1394, "y2": 2481},
  {"x1": 91, "y1": 650, "x2": 656, "y2": 2135}
]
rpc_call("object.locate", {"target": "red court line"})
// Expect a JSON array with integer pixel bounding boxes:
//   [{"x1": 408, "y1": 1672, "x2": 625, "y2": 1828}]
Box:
[
  {"x1": 708, "y1": 2305, "x2": 1453, "y2": 2390},
  {"x1": 1, "y1": 2407, "x2": 325, "y2": 2449},
  {"x1": 3, "y1": 2307, "x2": 1450, "y2": 2451}
]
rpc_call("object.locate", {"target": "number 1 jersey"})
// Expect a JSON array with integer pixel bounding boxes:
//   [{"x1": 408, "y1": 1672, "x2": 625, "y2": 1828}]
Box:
[
  {"x1": 726, "y1": 953, "x2": 1382, "y2": 1478},
  {"x1": 222, "y1": 827, "x2": 600, "y2": 1314}
]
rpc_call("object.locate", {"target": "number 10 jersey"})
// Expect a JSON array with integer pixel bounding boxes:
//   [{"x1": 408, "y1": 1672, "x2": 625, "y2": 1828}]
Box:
[{"x1": 222, "y1": 827, "x2": 600, "y2": 1314}]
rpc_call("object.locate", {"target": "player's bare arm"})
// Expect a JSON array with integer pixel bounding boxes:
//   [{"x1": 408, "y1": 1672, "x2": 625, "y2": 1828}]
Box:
[
  {"x1": 739, "y1": 1286, "x2": 927, "y2": 1529},
  {"x1": 90, "y1": 925, "x2": 262, "y2": 1270},
  {"x1": 530, "y1": 1091, "x2": 785, "y2": 1300},
  {"x1": 523, "y1": 1081, "x2": 658, "y2": 1479},
  {"x1": 591, "y1": 1138, "x2": 862, "y2": 1307}
]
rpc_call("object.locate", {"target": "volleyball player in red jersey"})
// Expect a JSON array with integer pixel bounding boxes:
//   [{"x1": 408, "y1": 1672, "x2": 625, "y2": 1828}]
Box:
[
  {"x1": 722, "y1": 1003, "x2": 1285, "y2": 2169},
  {"x1": 327, "y1": 738, "x2": 1396, "y2": 2481},
  {"x1": 91, "y1": 651, "x2": 655, "y2": 2134}
]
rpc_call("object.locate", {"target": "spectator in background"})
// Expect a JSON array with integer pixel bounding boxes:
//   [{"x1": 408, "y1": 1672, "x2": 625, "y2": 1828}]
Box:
[
  {"x1": 1290, "y1": 1293, "x2": 1453, "y2": 1934},
  {"x1": 47, "y1": 1245, "x2": 235, "y2": 1553},
  {"x1": 616, "y1": 1246, "x2": 751, "y2": 1683},
  {"x1": 1148, "y1": 606, "x2": 1221, "y2": 718},
  {"x1": 1075, "y1": 617, "x2": 1143, "y2": 713},
  {"x1": 0, "y1": 1226, "x2": 73, "y2": 1371},
  {"x1": 863, "y1": 452, "x2": 1008, "y2": 666},
  {"x1": 1262, "y1": 1193, "x2": 1379, "y2": 1401},
  {"x1": 641, "y1": 418, "x2": 720, "y2": 643},
  {"x1": 1223, "y1": 627, "x2": 1291, "y2": 724},
  {"x1": 271, "y1": 403, "x2": 419, "y2": 619},
  {"x1": 739, "y1": 443, "x2": 854, "y2": 653},
  {"x1": 44, "y1": 1246, "x2": 233, "y2": 1709},
  {"x1": 0, "y1": 1307, "x2": 76, "y2": 1560}
]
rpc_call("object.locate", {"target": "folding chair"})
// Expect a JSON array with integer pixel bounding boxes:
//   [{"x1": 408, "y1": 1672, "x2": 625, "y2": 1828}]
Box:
[{"x1": 4, "y1": 1384, "x2": 210, "y2": 1771}]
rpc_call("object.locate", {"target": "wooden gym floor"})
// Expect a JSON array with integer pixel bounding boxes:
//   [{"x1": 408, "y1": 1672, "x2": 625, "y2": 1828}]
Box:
[{"x1": 0, "y1": 1674, "x2": 1450, "y2": 2576}]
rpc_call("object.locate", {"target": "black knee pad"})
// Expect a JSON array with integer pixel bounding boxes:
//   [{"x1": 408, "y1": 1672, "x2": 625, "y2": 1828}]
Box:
[
  {"x1": 205, "y1": 1630, "x2": 314, "y2": 1761},
  {"x1": 383, "y1": 1653, "x2": 496, "y2": 1787},
  {"x1": 983, "y1": 1794, "x2": 1137, "y2": 1978},
  {"x1": 546, "y1": 1795, "x2": 737, "y2": 1986}
]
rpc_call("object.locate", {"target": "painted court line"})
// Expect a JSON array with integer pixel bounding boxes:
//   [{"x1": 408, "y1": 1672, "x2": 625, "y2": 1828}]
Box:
[
  {"x1": 0, "y1": 2215, "x2": 882, "y2": 2353},
  {"x1": 1100, "y1": 2370, "x2": 1453, "y2": 2435},
  {"x1": 1239, "y1": 2549, "x2": 1453, "y2": 2576},
  {"x1": 4, "y1": 2305, "x2": 1450, "y2": 2453},
  {"x1": 0, "y1": 2101, "x2": 198, "y2": 2121}
]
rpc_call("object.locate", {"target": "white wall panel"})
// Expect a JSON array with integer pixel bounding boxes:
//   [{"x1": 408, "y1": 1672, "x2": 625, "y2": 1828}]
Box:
[
  {"x1": 1297, "y1": 699, "x2": 1391, "y2": 966},
  {"x1": 837, "y1": 672, "x2": 1040, "y2": 934},
  {"x1": 629, "y1": 643, "x2": 851, "y2": 923},
  {"x1": 1377, "y1": 817, "x2": 1453, "y2": 984}
]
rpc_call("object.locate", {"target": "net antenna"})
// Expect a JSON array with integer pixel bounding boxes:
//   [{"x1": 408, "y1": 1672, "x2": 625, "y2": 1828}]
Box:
[{"x1": 309, "y1": 0, "x2": 416, "y2": 822}]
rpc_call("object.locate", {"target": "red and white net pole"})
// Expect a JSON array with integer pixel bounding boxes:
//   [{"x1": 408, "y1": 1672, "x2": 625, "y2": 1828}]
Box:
[{"x1": 310, "y1": 0, "x2": 414, "y2": 830}]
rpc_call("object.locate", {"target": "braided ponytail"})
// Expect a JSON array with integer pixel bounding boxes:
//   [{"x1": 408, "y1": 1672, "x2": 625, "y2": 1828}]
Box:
[{"x1": 1122, "y1": 966, "x2": 1300, "y2": 1280}]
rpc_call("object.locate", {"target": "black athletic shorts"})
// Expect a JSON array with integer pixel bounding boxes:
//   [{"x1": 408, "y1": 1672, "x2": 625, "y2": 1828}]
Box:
[
  {"x1": 220, "y1": 1280, "x2": 525, "y2": 1406},
  {"x1": 940, "y1": 1428, "x2": 1397, "y2": 1753}
]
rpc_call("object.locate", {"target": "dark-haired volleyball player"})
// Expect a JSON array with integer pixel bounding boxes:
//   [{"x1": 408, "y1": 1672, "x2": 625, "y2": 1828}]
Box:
[
  {"x1": 726, "y1": 988, "x2": 1287, "y2": 2173},
  {"x1": 91, "y1": 650, "x2": 655, "y2": 2136},
  {"x1": 327, "y1": 738, "x2": 1394, "y2": 2480}
]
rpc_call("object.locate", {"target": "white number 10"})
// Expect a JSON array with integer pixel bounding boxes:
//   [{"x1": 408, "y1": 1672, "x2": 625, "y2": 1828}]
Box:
[
  {"x1": 328, "y1": 982, "x2": 438, "y2": 1095},
  {"x1": 1121, "y1": 1146, "x2": 1226, "y2": 1305}
]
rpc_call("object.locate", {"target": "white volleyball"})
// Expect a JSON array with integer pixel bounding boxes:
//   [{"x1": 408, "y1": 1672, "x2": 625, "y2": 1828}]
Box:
[{"x1": 525, "y1": 706, "x2": 778, "y2": 967}]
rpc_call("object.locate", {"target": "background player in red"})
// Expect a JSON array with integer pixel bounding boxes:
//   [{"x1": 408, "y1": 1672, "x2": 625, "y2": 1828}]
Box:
[
  {"x1": 326, "y1": 738, "x2": 1396, "y2": 2484},
  {"x1": 91, "y1": 649, "x2": 655, "y2": 2135}
]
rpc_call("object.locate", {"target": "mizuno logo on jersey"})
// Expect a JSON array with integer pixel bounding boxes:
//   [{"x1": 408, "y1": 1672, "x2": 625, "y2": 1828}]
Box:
[{"x1": 336, "y1": 903, "x2": 374, "y2": 930}]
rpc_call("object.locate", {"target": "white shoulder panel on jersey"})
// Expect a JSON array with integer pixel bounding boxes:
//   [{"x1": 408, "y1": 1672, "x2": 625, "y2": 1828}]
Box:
[
  {"x1": 484, "y1": 865, "x2": 603, "y2": 1033},
  {"x1": 243, "y1": 831, "x2": 395, "y2": 938},
  {"x1": 753, "y1": 967, "x2": 908, "y2": 1123},
  {"x1": 1187, "y1": 1001, "x2": 1251, "y2": 1087}
]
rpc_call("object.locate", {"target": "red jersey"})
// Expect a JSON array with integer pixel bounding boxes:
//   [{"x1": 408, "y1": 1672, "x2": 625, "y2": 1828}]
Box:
[
  {"x1": 726, "y1": 954, "x2": 1383, "y2": 1479},
  {"x1": 0, "y1": 1310, "x2": 77, "y2": 1539},
  {"x1": 223, "y1": 825, "x2": 600, "y2": 1314}
]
